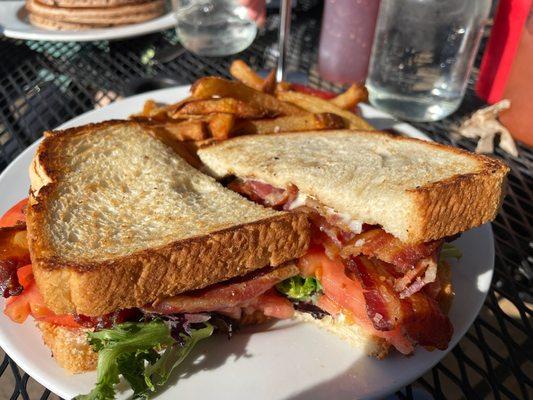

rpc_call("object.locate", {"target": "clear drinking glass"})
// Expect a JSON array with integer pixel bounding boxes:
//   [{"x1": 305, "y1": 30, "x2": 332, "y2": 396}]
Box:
[
  {"x1": 172, "y1": 0, "x2": 257, "y2": 57},
  {"x1": 366, "y1": 0, "x2": 491, "y2": 121}
]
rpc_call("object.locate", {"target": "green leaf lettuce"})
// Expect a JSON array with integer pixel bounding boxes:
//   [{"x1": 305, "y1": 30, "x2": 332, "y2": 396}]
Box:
[
  {"x1": 276, "y1": 275, "x2": 322, "y2": 302},
  {"x1": 75, "y1": 320, "x2": 213, "y2": 400}
]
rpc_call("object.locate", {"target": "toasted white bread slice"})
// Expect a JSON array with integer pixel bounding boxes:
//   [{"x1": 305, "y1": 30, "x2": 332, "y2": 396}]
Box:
[
  {"x1": 198, "y1": 130, "x2": 509, "y2": 244},
  {"x1": 27, "y1": 121, "x2": 309, "y2": 317}
]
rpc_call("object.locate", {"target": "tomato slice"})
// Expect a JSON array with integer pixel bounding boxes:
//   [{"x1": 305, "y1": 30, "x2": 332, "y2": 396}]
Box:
[
  {"x1": 4, "y1": 281, "x2": 40, "y2": 323},
  {"x1": 16, "y1": 264, "x2": 34, "y2": 287},
  {"x1": 0, "y1": 199, "x2": 28, "y2": 228},
  {"x1": 256, "y1": 290, "x2": 294, "y2": 319},
  {"x1": 4, "y1": 294, "x2": 31, "y2": 323},
  {"x1": 4, "y1": 264, "x2": 82, "y2": 328},
  {"x1": 290, "y1": 83, "x2": 336, "y2": 100},
  {"x1": 297, "y1": 246, "x2": 325, "y2": 277}
]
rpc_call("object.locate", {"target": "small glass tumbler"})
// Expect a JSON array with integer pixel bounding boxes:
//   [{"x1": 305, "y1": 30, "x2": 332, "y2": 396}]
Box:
[
  {"x1": 171, "y1": 0, "x2": 258, "y2": 57},
  {"x1": 366, "y1": 0, "x2": 491, "y2": 122}
]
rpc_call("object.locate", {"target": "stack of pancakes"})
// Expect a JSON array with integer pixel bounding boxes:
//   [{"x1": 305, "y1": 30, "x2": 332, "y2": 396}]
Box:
[{"x1": 26, "y1": 0, "x2": 166, "y2": 30}]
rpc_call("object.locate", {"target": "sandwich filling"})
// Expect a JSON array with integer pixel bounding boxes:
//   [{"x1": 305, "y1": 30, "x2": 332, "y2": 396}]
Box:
[
  {"x1": 228, "y1": 178, "x2": 458, "y2": 355},
  {"x1": 0, "y1": 198, "x2": 299, "y2": 398},
  {"x1": 0, "y1": 200, "x2": 296, "y2": 328}
]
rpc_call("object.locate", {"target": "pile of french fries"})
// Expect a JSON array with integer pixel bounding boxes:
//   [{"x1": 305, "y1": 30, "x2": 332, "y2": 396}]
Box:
[{"x1": 131, "y1": 60, "x2": 372, "y2": 144}]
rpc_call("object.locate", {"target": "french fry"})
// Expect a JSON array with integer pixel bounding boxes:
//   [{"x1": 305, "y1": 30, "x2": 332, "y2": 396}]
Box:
[
  {"x1": 230, "y1": 60, "x2": 266, "y2": 91},
  {"x1": 139, "y1": 120, "x2": 208, "y2": 141},
  {"x1": 261, "y1": 69, "x2": 277, "y2": 94},
  {"x1": 141, "y1": 99, "x2": 158, "y2": 116},
  {"x1": 276, "y1": 90, "x2": 374, "y2": 130},
  {"x1": 233, "y1": 113, "x2": 345, "y2": 135},
  {"x1": 173, "y1": 98, "x2": 270, "y2": 119},
  {"x1": 208, "y1": 113, "x2": 235, "y2": 140},
  {"x1": 132, "y1": 98, "x2": 196, "y2": 121},
  {"x1": 191, "y1": 77, "x2": 305, "y2": 116},
  {"x1": 330, "y1": 84, "x2": 368, "y2": 110},
  {"x1": 275, "y1": 81, "x2": 292, "y2": 92}
]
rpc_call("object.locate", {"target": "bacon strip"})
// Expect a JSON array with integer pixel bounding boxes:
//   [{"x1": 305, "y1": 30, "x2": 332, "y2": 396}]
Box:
[
  {"x1": 348, "y1": 255, "x2": 452, "y2": 350},
  {"x1": 148, "y1": 263, "x2": 299, "y2": 314},
  {"x1": 348, "y1": 256, "x2": 404, "y2": 331},
  {"x1": 342, "y1": 228, "x2": 443, "y2": 272},
  {"x1": 228, "y1": 179, "x2": 297, "y2": 208},
  {"x1": 0, "y1": 225, "x2": 30, "y2": 298}
]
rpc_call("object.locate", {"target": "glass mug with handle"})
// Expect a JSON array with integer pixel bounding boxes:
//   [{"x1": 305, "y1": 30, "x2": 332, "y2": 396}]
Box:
[
  {"x1": 171, "y1": 0, "x2": 260, "y2": 57},
  {"x1": 366, "y1": 0, "x2": 491, "y2": 122}
]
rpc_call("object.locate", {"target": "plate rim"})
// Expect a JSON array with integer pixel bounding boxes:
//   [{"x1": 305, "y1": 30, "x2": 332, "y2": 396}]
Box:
[
  {"x1": 0, "y1": 1, "x2": 176, "y2": 42},
  {"x1": 0, "y1": 85, "x2": 495, "y2": 400}
]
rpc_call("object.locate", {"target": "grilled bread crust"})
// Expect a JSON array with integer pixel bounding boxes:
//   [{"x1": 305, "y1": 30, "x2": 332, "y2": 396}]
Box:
[
  {"x1": 198, "y1": 130, "x2": 509, "y2": 244},
  {"x1": 27, "y1": 121, "x2": 309, "y2": 316}
]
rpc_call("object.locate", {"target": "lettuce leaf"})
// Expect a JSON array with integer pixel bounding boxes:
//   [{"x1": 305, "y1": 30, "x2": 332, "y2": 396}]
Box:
[
  {"x1": 276, "y1": 275, "x2": 322, "y2": 302},
  {"x1": 440, "y1": 243, "x2": 462, "y2": 262},
  {"x1": 75, "y1": 320, "x2": 213, "y2": 400}
]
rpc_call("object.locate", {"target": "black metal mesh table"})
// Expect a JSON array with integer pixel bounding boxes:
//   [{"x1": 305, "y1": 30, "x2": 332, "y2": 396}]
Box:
[{"x1": 0, "y1": 4, "x2": 532, "y2": 400}]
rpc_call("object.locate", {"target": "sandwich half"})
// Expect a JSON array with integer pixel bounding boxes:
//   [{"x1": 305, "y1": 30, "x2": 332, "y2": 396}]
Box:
[
  {"x1": 0, "y1": 121, "x2": 309, "y2": 398},
  {"x1": 198, "y1": 130, "x2": 509, "y2": 357}
]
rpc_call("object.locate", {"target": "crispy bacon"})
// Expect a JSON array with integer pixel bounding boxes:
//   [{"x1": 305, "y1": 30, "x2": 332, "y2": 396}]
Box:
[
  {"x1": 226, "y1": 178, "x2": 454, "y2": 352},
  {"x1": 348, "y1": 255, "x2": 452, "y2": 350},
  {"x1": 148, "y1": 263, "x2": 299, "y2": 314},
  {"x1": 74, "y1": 308, "x2": 143, "y2": 329},
  {"x1": 348, "y1": 256, "x2": 404, "y2": 331},
  {"x1": 401, "y1": 290, "x2": 453, "y2": 350},
  {"x1": 228, "y1": 179, "x2": 297, "y2": 209},
  {"x1": 395, "y1": 256, "x2": 438, "y2": 299},
  {"x1": 0, "y1": 225, "x2": 30, "y2": 298},
  {"x1": 342, "y1": 228, "x2": 443, "y2": 272}
]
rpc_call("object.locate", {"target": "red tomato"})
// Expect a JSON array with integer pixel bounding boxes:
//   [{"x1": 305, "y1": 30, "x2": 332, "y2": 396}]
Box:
[
  {"x1": 317, "y1": 253, "x2": 371, "y2": 327},
  {"x1": 4, "y1": 281, "x2": 40, "y2": 323},
  {"x1": 316, "y1": 294, "x2": 342, "y2": 316},
  {"x1": 4, "y1": 264, "x2": 82, "y2": 328},
  {"x1": 297, "y1": 246, "x2": 326, "y2": 277},
  {"x1": 4, "y1": 295, "x2": 31, "y2": 323},
  {"x1": 0, "y1": 199, "x2": 28, "y2": 227},
  {"x1": 290, "y1": 83, "x2": 336, "y2": 100},
  {"x1": 16, "y1": 264, "x2": 34, "y2": 287},
  {"x1": 257, "y1": 290, "x2": 294, "y2": 319}
]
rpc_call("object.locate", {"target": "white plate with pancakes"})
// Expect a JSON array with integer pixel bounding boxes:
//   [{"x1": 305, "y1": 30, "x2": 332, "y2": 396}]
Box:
[
  {"x1": 0, "y1": 0, "x2": 175, "y2": 42},
  {"x1": 0, "y1": 86, "x2": 495, "y2": 399}
]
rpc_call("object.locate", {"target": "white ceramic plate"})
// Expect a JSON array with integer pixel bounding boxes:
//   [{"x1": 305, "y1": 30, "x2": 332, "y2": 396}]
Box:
[
  {"x1": 0, "y1": 86, "x2": 495, "y2": 400},
  {"x1": 0, "y1": 1, "x2": 176, "y2": 42}
]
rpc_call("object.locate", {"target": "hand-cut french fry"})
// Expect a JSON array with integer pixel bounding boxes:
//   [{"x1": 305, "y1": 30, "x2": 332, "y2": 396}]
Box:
[
  {"x1": 140, "y1": 120, "x2": 208, "y2": 141},
  {"x1": 132, "y1": 98, "x2": 196, "y2": 121},
  {"x1": 173, "y1": 98, "x2": 270, "y2": 119},
  {"x1": 233, "y1": 113, "x2": 345, "y2": 135},
  {"x1": 330, "y1": 84, "x2": 368, "y2": 110},
  {"x1": 260, "y1": 69, "x2": 276, "y2": 94},
  {"x1": 275, "y1": 81, "x2": 292, "y2": 92},
  {"x1": 141, "y1": 99, "x2": 157, "y2": 116},
  {"x1": 191, "y1": 77, "x2": 305, "y2": 116},
  {"x1": 208, "y1": 113, "x2": 235, "y2": 140},
  {"x1": 276, "y1": 90, "x2": 374, "y2": 130},
  {"x1": 230, "y1": 60, "x2": 266, "y2": 91}
]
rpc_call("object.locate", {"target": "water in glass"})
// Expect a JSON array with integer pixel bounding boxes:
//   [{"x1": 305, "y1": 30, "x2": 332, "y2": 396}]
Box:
[
  {"x1": 367, "y1": 0, "x2": 491, "y2": 121},
  {"x1": 173, "y1": 0, "x2": 257, "y2": 57}
]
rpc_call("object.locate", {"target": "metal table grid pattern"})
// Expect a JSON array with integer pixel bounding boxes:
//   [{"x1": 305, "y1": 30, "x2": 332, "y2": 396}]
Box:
[{"x1": 0, "y1": 6, "x2": 531, "y2": 400}]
